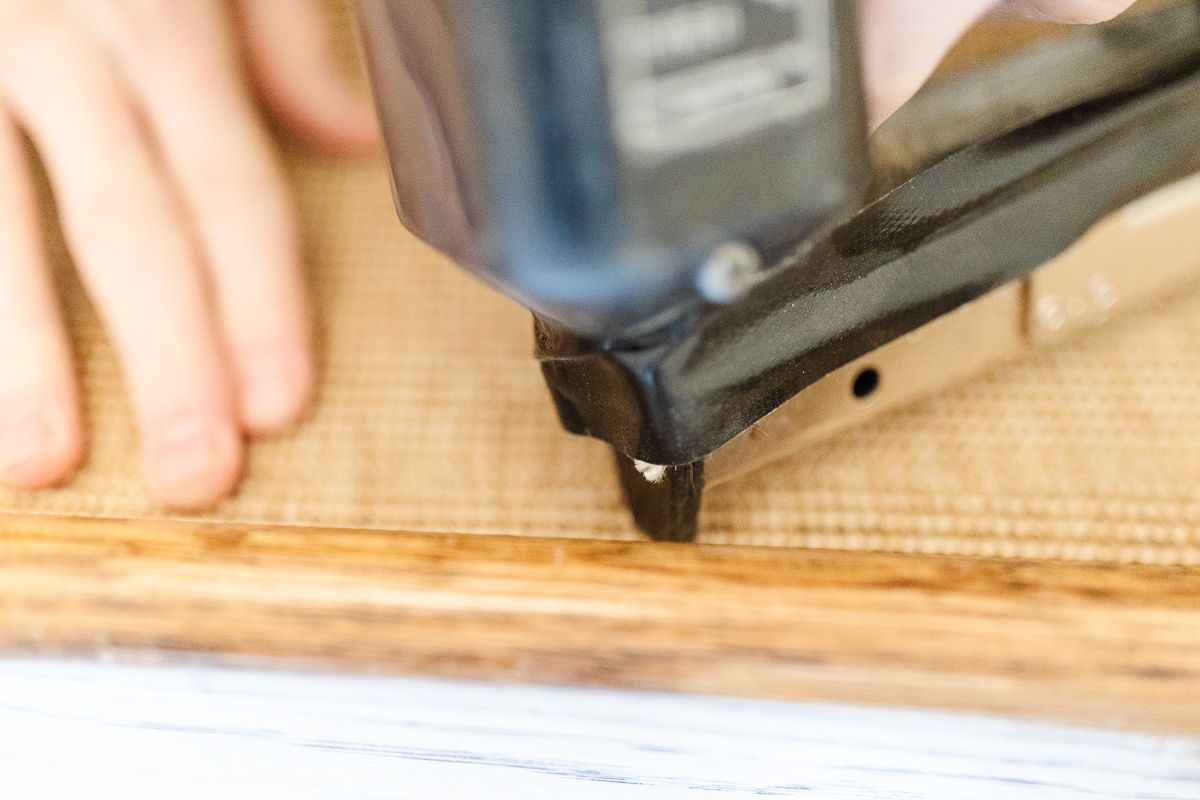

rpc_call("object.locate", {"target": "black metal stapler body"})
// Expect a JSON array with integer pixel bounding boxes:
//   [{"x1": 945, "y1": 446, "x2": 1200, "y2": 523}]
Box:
[{"x1": 356, "y1": 1, "x2": 1200, "y2": 541}]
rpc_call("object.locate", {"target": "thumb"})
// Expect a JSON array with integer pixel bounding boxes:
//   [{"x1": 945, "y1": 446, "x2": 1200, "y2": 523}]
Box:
[
  {"x1": 860, "y1": 0, "x2": 1136, "y2": 128},
  {"x1": 233, "y1": 0, "x2": 378, "y2": 154}
]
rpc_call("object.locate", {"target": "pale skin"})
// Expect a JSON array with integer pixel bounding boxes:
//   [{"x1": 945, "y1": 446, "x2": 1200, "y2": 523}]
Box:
[{"x1": 0, "y1": 0, "x2": 1136, "y2": 508}]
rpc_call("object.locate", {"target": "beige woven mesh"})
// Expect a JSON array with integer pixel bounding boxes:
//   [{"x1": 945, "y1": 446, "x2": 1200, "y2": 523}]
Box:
[
  {"x1": 3, "y1": 7, "x2": 1200, "y2": 566},
  {"x1": 3, "y1": 152, "x2": 1199, "y2": 566}
]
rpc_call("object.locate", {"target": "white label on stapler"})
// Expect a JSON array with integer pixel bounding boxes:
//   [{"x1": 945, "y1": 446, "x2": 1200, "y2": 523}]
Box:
[{"x1": 599, "y1": 0, "x2": 833, "y2": 160}]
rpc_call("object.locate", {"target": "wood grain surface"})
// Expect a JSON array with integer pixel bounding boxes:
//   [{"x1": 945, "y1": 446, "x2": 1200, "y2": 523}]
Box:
[{"x1": 1, "y1": 514, "x2": 1197, "y2": 734}]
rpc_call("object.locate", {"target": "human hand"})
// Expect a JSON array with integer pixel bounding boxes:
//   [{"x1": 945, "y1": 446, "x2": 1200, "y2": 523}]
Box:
[
  {"x1": 862, "y1": 0, "x2": 1138, "y2": 127},
  {"x1": 0, "y1": 0, "x2": 375, "y2": 507}
]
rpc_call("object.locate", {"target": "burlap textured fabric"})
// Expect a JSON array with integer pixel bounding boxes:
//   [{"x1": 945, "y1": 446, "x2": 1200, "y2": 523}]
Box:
[
  {"x1": 2, "y1": 150, "x2": 1198, "y2": 566},
  {"x1": 3, "y1": 8, "x2": 1199, "y2": 566}
]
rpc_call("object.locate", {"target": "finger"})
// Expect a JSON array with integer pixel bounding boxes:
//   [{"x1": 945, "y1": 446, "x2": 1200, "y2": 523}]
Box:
[
  {"x1": 233, "y1": 0, "x2": 378, "y2": 153},
  {"x1": 995, "y1": 0, "x2": 1135, "y2": 23},
  {"x1": 861, "y1": 0, "x2": 1138, "y2": 128},
  {"x1": 0, "y1": 108, "x2": 81, "y2": 489},
  {"x1": 860, "y1": 0, "x2": 998, "y2": 127},
  {"x1": 0, "y1": 20, "x2": 242, "y2": 508},
  {"x1": 78, "y1": 0, "x2": 315, "y2": 436}
]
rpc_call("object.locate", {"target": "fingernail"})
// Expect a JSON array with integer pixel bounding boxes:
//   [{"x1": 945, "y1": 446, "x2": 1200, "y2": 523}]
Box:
[
  {"x1": 242, "y1": 356, "x2": 307, "y2": 432},
  {"x1": 0, "y1": 413, "x2": 54, "y2": 476},
  {"x1": 149, "y1": 418, "x2": 222, "y2": 489}
]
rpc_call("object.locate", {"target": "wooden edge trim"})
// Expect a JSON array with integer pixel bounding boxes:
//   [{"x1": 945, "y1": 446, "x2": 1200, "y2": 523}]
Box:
[{"x1": 1, "y1": 513, "x2": 1197, "y2": 733}]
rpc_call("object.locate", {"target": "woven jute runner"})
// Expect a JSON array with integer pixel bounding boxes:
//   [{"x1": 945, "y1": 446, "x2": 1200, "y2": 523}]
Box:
[
  {"x1": 2, "y1": 150, "x2": 1196, "y2": 567},
  {"x1": 4, "y1": 7, "x2": 1199, "y2": 567}
]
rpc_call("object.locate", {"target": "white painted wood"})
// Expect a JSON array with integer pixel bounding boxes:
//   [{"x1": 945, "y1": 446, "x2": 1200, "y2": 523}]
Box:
[{"x1": 0, "y1": 659, "x2": 1196, "y2": 799}]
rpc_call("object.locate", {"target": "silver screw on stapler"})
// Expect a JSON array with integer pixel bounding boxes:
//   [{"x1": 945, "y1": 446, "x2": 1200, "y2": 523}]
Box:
[{"x1": 697, "y1": 242, "x2": 764, "y2": 305}]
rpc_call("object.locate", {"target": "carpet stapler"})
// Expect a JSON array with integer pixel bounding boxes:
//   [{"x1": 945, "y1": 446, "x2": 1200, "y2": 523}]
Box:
[{"x1": 356, "y1": 1, "x2": 1200, "y2": 541}]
